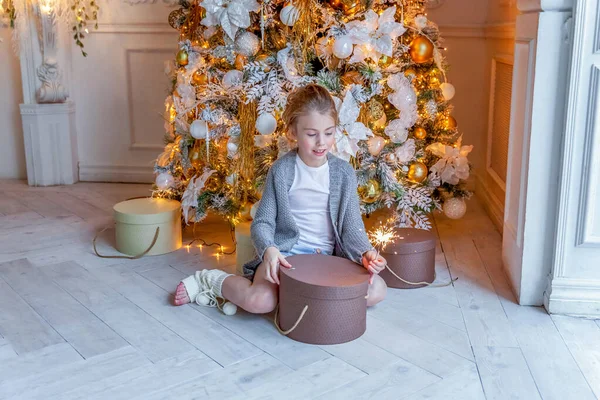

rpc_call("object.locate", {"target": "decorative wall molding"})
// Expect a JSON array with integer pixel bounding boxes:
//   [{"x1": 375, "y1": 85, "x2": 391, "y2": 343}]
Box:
[
  {"x1": 552, "y1": 0, "x2": 587, "y2": 278},
  {"x1": 475, "y1": 174, "x2": 505, "y2": 233},
  {"x1": 425, "y1": 0, "x2": 445, "y2": 9},
  {"x1": 123, "y1": 46, "x2": 175, "y2": 151},
  {"x1": 95, "y1": 23, "x2": 175, "y2": 34},
  {"x1": 544, "y1": 277, "x2": 600, "y2": 317},
  {"x1": 485, "y1": 23, "x2": 517, "y2": 39},
  {"x1": 518, "y1": 0, "x2": 573, "y2": 13},
  {"x1": 576, "y1": 65, "x2": 600, "y2": 246},
  {"x1": 486, "y1": 53, "x2": 514, "y2": 192},
  {"x1": 79, "y1": 163, "x2": 154, "y2": 183},
  {"x1": 438, "y1": 23, "x2": 515, "y2": 39}
]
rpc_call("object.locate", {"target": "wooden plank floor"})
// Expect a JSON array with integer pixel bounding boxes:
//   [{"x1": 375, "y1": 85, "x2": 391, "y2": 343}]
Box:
[{"x1": 0, "y1": 179, "x2": 598, "y2": 399}]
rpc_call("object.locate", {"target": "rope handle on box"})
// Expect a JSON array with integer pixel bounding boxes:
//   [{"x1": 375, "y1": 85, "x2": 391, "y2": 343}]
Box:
[
  {"x1": 383, "y1": 264, "x2": 457, "y2": 288},
  {"x1": 93, "y1": 226, "x2": 160, "y2": 259},
  {"x1": 273, "y1": 304, "x2": 309, "y2": 335}
]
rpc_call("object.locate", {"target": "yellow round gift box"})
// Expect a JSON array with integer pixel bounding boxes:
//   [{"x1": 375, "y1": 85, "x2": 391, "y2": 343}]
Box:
[{"x1": 113, "y1": 198, "x2": 182, "y2": 256}]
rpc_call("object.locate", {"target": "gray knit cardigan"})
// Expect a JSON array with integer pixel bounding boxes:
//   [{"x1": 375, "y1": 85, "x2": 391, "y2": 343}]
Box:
[{"x1": 242, "y1": 149, "x2": 374, "y2": 277}]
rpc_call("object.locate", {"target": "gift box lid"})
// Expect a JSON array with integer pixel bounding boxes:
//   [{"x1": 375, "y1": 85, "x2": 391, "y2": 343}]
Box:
[
  {"x1": 381, "y1": 228, "x2": 436, "y2": 255},
  {"x1": 281, "y1": 254, "x2": 369, "y2": 300},
  {"x1": 113, "y1": 198, "x2": 181, "y2": 225}
]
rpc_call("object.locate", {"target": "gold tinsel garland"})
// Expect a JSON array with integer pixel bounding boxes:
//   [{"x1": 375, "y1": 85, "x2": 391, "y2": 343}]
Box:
[
  {"x1": 292, "y1": 0, "x2": 316, "y2": 73},
  {"x1": 237, "y1": 101, "x2": 258, "y2": 200}
]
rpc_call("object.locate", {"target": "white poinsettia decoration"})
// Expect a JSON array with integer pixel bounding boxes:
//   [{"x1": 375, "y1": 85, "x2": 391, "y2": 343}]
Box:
[
  {"x1": 385, "y1": 73, "x2": 418, "y2": 142},
  {"x1": 332, "y1": 92, "x2": 373, "y2": 161},
  {"x1": 346, "y1": 6, "x2": 406, "y2": 64},
  {"x1": 181, "y1": 169, "x2": 217, "y2": 223},
  {"x1": 427, "y1": 136, "x2": 473, "y2": 184},
  {"x1": 395, "y1": 138, "x2": 416, "y2": 163},
  {"x1": 200, "y1": 0, "x2": 260, "y2": 40},
  {"x1": 385, "y1": 119, "x2": 409, "y2": 143},
  {"x1": 157, "y1": 139, "x2": 180, "y2": 167}
]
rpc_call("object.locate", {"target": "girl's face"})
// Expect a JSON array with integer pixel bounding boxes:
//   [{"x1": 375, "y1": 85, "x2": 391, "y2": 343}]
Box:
[{"x1": 290, "y1": 110, "x2": 336, "y2": 167}]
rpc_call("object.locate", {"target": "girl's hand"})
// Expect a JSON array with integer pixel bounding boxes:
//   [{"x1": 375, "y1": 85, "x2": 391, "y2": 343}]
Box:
[
  {"x1": 362, "y1": 251, "x2": 387, "y2": 284},
  {"x1": 263, "y1": 246, "x2": 292, "y2": 285}
]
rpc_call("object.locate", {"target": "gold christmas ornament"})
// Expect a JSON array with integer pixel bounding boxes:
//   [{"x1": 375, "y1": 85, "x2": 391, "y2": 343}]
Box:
[
  {"x1": 341, "y1": 70, "x2": 364, "y2": 86},
  {"x1": 413, "y1": 127, "x2": 427, "y2": 140},
  {"x1": 327, "y1": 0, "x2": 343, "y2": 10},
  {"x1": 367, "y1": 136, "x2": 385, "y2": 156},
  {"x1": 359, "y1": 179, "x2": 382, "y2": 204},
  {"x1": 403, "y1": 68, "x2": 417, "y2": 80},
  {"x1": 367, "y1": 99, "x2": 385, "y2": 122},
  {"x1": 407, "y1": 162, "x2": 428, "y2": 183},
  {"x1": 443, "y1": 197, "x2": 467, "y2": 219},
  {"x1": 234, "y1": 54, "x2": 247, "y2": 70},
  {"x1": 168, "y1": 9, "x2": 185, "y2": 29},
  {"x1": 409, "y1": 36, "x2": 434, "y2": 64},
  {"x1": 443, "y1": 115, "x2": 458, "y2": 130},
  {"x1": 239, "y1": 201, "x2": 254, "y2": 221},
  {"x1": 379, "y1": 54, "x2": 393, "y2": 67},
  {"x1": 176, "y1": 49, "x2": 189, "y2": 66},
  {"x1": 189, "y1": 146, "x2": 202, "y2": 168},
  {"x1": 341, "y1": 0, "x2": 363, "y2": 15},
  {"x1": 192, "y1": 70, "x2": 208, "y2": 85}
]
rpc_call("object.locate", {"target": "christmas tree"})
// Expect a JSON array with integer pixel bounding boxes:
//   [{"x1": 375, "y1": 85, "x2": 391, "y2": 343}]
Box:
[{"x1": 153, "y1": 0, "x2": 473, "y2": 229}]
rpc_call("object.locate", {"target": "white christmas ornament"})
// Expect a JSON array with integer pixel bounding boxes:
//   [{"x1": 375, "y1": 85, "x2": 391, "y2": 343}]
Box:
[
  {"x1": 226, "y1": 141, "x2": 238, "y2": 157},
  {"x1": 279, "y1": 4, "x2": 299, "y2": 27},
  {"x1": 223, "y1": 70, "x2": 243, "y2": 88},
  {"x1": 440, "y1": 83, "x2": 456, "y2": 101},
  {"x1": 333, "y1": 35, "x2": 353, "y2": 59},
  {"x1": 256, "y1": 113, "x2": 277, "y2": 135},
  {"x1": 414, "y1": 15, "x2": 428, "y2": 30},
  {"x1": 155, "y1": 172, "x2": 174, "y2": 190},
  {"x1": 234, "y1": 30, "x2": 260, "y2": 56},
  {"x1": 443, "y1": 197, "x2": 467, "y2": 219},
  {"x1": 190, "y1": 119, "x2": 209, "y2": 139}
]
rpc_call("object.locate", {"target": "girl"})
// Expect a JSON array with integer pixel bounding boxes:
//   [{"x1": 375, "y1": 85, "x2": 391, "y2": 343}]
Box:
[{"x1": 174, "y1": 84, "x2": 388, "y2": 315}]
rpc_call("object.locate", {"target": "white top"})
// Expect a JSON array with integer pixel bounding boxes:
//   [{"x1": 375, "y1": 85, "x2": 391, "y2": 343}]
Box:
[{"x1": 287, "y1": 156, "x2": 335, "y2": 254}]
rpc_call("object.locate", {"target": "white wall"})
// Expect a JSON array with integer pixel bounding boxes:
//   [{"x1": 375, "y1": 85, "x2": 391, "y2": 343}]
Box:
[
  {"x1": 0, "y1": 28, "x2": 27, "y2": 179},
  {"x1": 428, "y1": 0, "x2": 492, "y2": 195}
]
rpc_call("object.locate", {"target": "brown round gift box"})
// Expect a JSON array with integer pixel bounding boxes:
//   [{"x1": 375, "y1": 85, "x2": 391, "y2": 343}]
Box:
[
  {"x1": 277, "y1": 254, "x2": 370, "y2": 345},
  {"x1": 379, "y1": 228, "x2": 436, "y2": 289}
]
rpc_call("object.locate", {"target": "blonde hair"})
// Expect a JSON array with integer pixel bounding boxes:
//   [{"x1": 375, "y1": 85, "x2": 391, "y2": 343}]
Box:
[{"x1": 282, "y1": 84, "x2": 338, "y2": 134}]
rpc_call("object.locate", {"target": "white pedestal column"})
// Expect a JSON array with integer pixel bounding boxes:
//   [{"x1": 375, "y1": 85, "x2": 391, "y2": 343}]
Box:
[
  {"x1": 17, "y1": 0, "x2": 78, "y2": 186},
  {"x1": 20, "y1": 102, "x2": 78, "y2": 185}
]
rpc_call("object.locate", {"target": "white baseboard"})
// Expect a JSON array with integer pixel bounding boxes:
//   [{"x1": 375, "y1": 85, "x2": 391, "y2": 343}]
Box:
[
  {"x1": 79, "y1": 163, "x2": 154, "y2": 183},
  {"x1": 544, "y1": 277, "x2": 600, "y2": 318},
  {"x1": 475, "y1": 173, "x2": 505, "y2": 233}
]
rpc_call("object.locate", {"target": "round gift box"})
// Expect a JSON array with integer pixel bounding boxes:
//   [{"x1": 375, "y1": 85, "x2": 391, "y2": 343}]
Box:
[
  {"x1": 278, "y1": 254, "x2": 370, "y2": 345},
  {"x1": 380, "y1": 228, "x2": 436, "y2": 289},
  {"x1": 113, "y1": 198, "x2": 182, "y2": 256}
]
